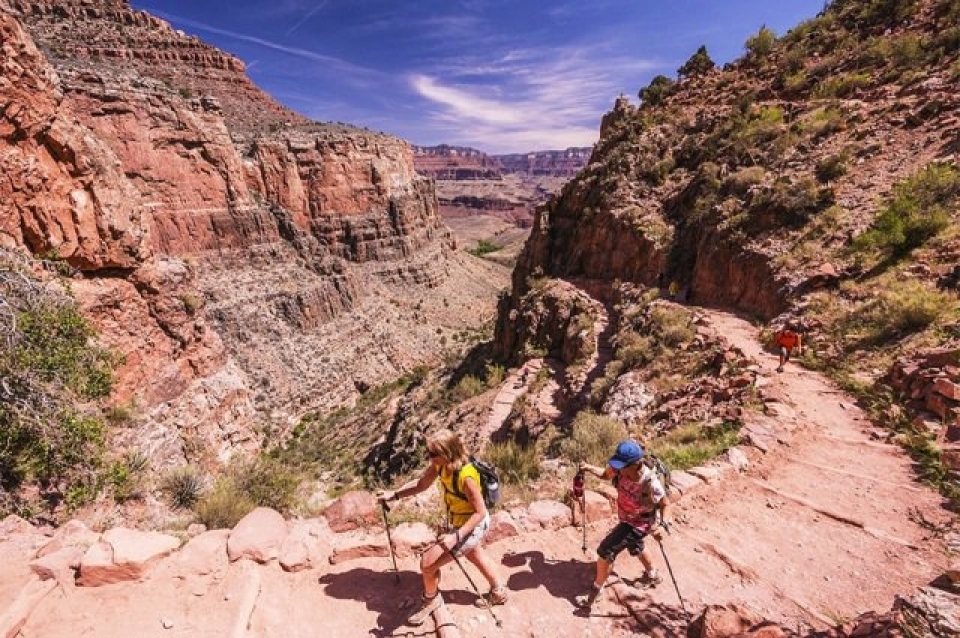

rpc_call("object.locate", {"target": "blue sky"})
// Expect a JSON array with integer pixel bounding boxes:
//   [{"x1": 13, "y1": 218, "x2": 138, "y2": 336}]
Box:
[{"x1": 130, "y1": 0, "x2": 827, "y2": 154}]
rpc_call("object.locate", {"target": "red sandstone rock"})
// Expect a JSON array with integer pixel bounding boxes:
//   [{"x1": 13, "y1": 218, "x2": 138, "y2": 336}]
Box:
[
  {"x1": 77, "y1": 527, "x2": 180, "y2": 587},
  {"x1": 227, "y1": 507, "x2": 287, "y2": 564},
  {"x1": 325, "y1": 491, "x2": 379, "y2": 533},
  {"x1": 390, "y1": 522, "x2": 435, "y2": 559},
  {"x1": 527, "y1": 500, "x2": 572, "y2": 530},
  {"x1": 170, "y1": 529, "x2": 230, "y2": 578},
  {"x1": 485, "y1": 512, "x2": 521, "y2": 545}
]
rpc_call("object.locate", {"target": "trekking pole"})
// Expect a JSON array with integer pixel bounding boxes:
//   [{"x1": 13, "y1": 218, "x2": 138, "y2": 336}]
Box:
[
  {"x1": 380, "y1": 501, "x2": 400, "y2": 585},
  {"x1": 448, "y1": 546, "x2": 503, "y2": 628},
  {"x1": 581, "y1": 491, "x2": 588, "y2": 553},
  {"x1": 656, "y1": 523, "x2": 687, "y2": 615}
]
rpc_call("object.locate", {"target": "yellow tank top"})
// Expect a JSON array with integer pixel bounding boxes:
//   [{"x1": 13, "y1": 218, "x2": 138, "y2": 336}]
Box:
[{"x1": 438, "y1": 463, "x2": 481, "y2": 527}]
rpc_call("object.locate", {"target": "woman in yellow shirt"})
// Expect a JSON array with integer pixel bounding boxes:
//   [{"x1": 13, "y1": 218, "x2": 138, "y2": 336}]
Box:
[{"x1": 379, "y1": 429, "x2": 506, "y2": 626}]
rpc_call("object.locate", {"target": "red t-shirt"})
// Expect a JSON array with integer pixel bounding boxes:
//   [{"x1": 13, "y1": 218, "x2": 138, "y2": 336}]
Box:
[
  {"x1": 776, "y1": 330, "x2": 799, "y2": 349},
  {"x1": 616, "y1": 468, "x2": 666, "y2": 531}
]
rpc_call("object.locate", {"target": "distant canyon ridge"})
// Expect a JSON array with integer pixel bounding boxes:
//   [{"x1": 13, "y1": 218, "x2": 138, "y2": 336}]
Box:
[{"x1": 414, "y1": 145, "x2": 591, "y2": 228}]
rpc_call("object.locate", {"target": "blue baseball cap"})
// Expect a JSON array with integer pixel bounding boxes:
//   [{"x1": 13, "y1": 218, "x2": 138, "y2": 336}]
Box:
[{"x1": 609, "y1": 440, "x2": 644, "y2": 470}]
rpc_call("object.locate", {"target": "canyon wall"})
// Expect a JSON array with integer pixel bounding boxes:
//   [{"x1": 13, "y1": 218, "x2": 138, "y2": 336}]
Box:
[
  {"x1": 494, "y1": 5, "x2": 959, "y2": 361},
  {"x1": 1, "y1": 0, "x2": 464, "y2": 468}
]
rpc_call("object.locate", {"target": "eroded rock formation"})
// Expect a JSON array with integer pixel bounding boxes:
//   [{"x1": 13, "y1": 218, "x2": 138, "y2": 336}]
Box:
[{"x1": 1, "y1": 0, "x2": 472, "y2": 470}]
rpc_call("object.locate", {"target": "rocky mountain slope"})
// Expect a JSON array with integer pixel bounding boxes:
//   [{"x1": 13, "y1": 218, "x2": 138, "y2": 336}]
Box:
[
  {"x1": 0, "y1": 0, "x2": 508, "y2": 512},
  {"x1": 495, "y1": 0, "x2": 959, "y2": 430}
]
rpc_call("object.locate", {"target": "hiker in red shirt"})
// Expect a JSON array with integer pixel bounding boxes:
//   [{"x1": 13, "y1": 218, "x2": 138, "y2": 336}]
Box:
[
  {"x1": 775, "y1": 326, "x2": 802, "y2": 373},
  {"x1": 575, "y1": 440, "x2": 672, "y2": 609}
]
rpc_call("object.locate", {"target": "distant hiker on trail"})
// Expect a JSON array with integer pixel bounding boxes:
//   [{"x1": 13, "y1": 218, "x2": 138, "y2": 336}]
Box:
[
  {"x1": 378, "y1": 429, "x2": 507, "y2": 626},
  {"x1": 575, "y1": 439, "x2": 672, "y2": 609},
  {"x1": 774, "y1": 325, "x2": 802, "y2": 373}
]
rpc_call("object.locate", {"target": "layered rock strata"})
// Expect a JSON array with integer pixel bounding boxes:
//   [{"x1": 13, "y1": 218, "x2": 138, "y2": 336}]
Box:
[{"x1": 2, "y1": 0, "x2": 464, "y2": 467}]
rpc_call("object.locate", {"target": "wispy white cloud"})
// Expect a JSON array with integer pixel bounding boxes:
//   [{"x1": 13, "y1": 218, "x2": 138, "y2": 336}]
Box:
[
  {"x1": 409, "y1": 41, "x2": 661, "y2": 152},
  {"x1": 411, "y1": 76, "x2": 526, "y2": 125},
  {"x1": 145, "y1": 9, "x2": 379, "y2": 80},
  {"x1": 285, "y1": 0, "x2": 329, "y2": 36}
]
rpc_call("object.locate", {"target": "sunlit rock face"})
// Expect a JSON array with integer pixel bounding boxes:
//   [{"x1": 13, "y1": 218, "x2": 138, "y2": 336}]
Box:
[{"x1": 2, "y1": 0, "x2": 462, "y2": 468}]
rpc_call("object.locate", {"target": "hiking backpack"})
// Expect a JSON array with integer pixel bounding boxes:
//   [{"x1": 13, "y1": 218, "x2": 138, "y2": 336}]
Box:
[
  {"x1": 642, "y1": 453, "x2": 672, "y2": 497},
  {"x1": 450, "y1": 456, "x2": 501, "y2": 509}
]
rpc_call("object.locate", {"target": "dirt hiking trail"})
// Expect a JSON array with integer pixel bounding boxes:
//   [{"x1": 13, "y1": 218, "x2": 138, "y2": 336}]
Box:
[{"x1": 6, "y1": 309, "x2": 951, "y2": 638}]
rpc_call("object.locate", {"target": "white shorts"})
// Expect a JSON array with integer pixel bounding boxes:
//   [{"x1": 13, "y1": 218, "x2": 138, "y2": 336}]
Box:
[{"x1": 452, "y1": 512, "x2": 490, "y2": 557}]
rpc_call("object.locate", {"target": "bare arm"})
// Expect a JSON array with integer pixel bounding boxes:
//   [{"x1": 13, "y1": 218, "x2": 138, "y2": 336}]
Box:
[
  {"x1": 380, "y1": 463, "x2": 438, "y2": 502},
  {"x1": 579, "y1": 462, "x2": 615, "y2": 481}
]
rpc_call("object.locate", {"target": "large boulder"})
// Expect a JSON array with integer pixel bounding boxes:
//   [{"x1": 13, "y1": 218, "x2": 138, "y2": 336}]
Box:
[
  {"x1": 486, "y1": 512, "x2": 521, "y2": 545},
  {"x1": 227, "y1": 507, "x2": 288, "y2": 563},
  {"x1": 324, "y1": 491, "x2": 379, "y2": 533},
  {"x1": 280, "y1": 519, "x2": 332, "y2": 572},
  {"x1": 77, "y1": 527, "x2": 180, "y2": 587},
  {"x1": 527, "y1": 500, "x2": 572, "y2": 530},
  {"x1": 170, "y1": 529, "x2": 231, "y2": 578},
  {"x1": 35, "y1": 520, "x2": 100, "y2": 558},
  {"x1": 390, "y1": 522, "x2": 435, "y2": 559},
  {"x1": 688, "y1": 604, "x2": 766, "y2": 638}
]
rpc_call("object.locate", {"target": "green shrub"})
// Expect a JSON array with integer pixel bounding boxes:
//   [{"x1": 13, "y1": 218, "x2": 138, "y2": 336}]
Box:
[
  {"x1": 724, "y1": 166, "x2": 767, "y2": 195},
  {"x1": 484, "y1": 363, "x2": 506, "y2": 388},
  {"x1": 451, "y1": 374, "x2": 485, "y2": 401},
  {"x1": 615, "y1": 332, "x2": 657, "y2": 369},
  {"x1": 815, "y1": 154, "x2": 849, "y2": 183},
  {"x1": 745, "y1": 26, "x2": 777, "y2": 59},
  {"x1": 194, "y1": 479, "x2": 256, "y2": 529},
  {"x1": 486, "y1": 440, "x2": 541, "y2": 485},
  {"x1": 12, "y1": 306, "x2": 115, "y2": 398},
  {"x1": 0, "y1": 260, "x2": 120, "y2": 517},
  {"x1": 652, "y1": 421, "x2": 741, "y2": 471},
  {"x1": 639, "y1": 75, "x2": 676, "y2": 107},
  {"x1": 560, "y1": 412, "x2": 627, "y2": 466},
  {"x1": 468, "y1": 240, "x2": 502, "y2": 257},
  {"x1": 162, "y1": 466, "x2": 205, "y2": 510},
  {"x1": 231, "y1": 457, "x2": 299, "y2": 513},
  {"x1": 851, "y1": 281, "x2": 954, "y2": 342},
  {"x1": 678, "y1": 45, "x2": 715, "y2": 78},
  {"x1": 802, "y1": 106, "x2": 847, "y2": 139},
  {"x1": 649, "y1": 307, "x2": 695, "y2": 347},
  {"x1": 891, "y1": 34, "x2": 927, "y2": 68},
  {"x1": 854, "y1": 162, "x2": 957, "y2": 257},
  {"x1": 814, "y1": 73, "x2": 872, "y2": 98},
  {"x1": 179, "y1": 294, "x2": 203, "y2": 316}
]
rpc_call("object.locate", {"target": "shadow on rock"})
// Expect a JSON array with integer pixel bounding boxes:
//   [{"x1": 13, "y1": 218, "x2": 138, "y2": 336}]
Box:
[
  {"x1": 318, "y1": 567, "x2": 433, "y2": 638},
  {"x1": 502, "y1": 550, "x2": 592, "y2": 606},
  {"x1": 613, "y1": 585, "x2": 691, "y2": 637}
]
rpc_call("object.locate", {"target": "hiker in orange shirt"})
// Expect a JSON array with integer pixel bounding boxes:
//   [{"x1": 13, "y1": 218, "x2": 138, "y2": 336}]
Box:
[{"x1": 775, "y1": 326, "x2": 802, "y2": 373}]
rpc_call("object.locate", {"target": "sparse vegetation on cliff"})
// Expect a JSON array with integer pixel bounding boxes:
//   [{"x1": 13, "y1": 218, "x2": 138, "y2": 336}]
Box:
[{"x1": 0, "y1": 252, "x2": 119, "y2": 519}]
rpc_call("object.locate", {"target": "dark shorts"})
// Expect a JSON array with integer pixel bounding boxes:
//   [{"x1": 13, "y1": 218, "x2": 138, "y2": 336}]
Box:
[{"x1": 597, "y1": 522, "x2": 648, "y2": 562}]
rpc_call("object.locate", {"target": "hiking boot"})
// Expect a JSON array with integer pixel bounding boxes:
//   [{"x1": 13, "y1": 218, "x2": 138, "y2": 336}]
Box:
[
  {"x1": 638, "y1": 569, "x2": 662, "y2": 587},
  {"x1": 407, "y1": 593, "x2": 443, "y2": 626},
  {"x1": 475, "y1": 585, "x2": 508, "y2": 608},
  {"x1": 574, "y1": 584, "x2": 602, "y2": 609}
]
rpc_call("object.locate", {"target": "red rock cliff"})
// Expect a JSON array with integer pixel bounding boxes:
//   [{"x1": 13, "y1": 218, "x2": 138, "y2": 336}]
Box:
[{"x1": 1, "y1": 0, "x2": 456, "y2": 467}]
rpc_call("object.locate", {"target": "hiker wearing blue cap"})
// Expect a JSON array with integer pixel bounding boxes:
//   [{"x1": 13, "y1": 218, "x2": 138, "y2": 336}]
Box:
[{"x1": 575, "y1": 439, "x2": 673, "y2": 609}]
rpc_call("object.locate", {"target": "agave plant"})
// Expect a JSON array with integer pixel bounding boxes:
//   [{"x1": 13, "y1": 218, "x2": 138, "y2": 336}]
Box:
[{"x1": 161, "y1": 466, "x2": 205, "y2": 510}]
